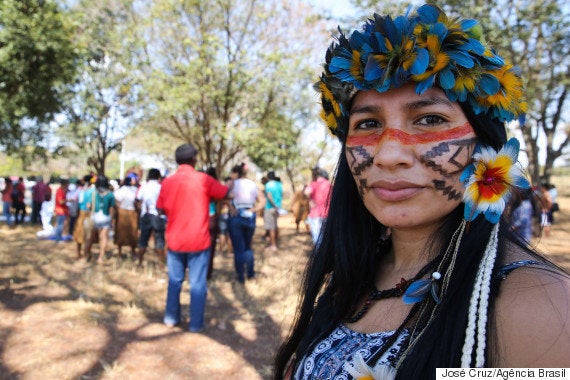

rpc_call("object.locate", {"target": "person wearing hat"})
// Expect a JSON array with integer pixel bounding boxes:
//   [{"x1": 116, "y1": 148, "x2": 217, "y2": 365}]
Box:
[
  {"x1": 275, "y1": 4, "x2": 570, "y2": 378},
  {"x1": 304, "y1": 167, "x2": 331, "y2": 246},
  {"x1": 157, "y1": 143, "x2": 229, "y2": 332}
]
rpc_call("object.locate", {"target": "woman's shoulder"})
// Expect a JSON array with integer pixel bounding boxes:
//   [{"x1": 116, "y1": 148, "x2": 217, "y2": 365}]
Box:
[{"x1": 494, "y1": 246, "x2": 570, "y2": 366}]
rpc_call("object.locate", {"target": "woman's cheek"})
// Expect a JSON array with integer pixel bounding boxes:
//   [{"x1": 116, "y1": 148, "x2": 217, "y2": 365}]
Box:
[
  {"x1": 418, "y1": 137, "x2": 477, "y2": 200},
  {"x1": 345, "y1": 144, "x2": 375, "y2": 197}
]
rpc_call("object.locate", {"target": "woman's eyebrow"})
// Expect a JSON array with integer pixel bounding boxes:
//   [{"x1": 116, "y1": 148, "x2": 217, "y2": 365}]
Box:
[
  {"x1": 405, "y1": 97, "x2": 454, "y2": 110},
  {"x1": 350, "y1": 104, "x2": 382, "y2": 114}
]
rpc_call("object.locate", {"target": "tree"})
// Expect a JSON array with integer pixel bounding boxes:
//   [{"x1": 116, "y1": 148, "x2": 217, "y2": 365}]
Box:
[
  {"x1": 134, "y1": 0, "x2": 329, "y2": 180},
  {"x1": 435, "y1": 0, "x2": 569, "y2": 185},
  {"x1": 57, "y1": 0, "x2": 140, "y2": 175},
  {"x1": 245, "y1": 108, "x2": 302, "y2": 192},
  {"x1": 0, "y1": 0, "x2": 78, "y2": 161}
]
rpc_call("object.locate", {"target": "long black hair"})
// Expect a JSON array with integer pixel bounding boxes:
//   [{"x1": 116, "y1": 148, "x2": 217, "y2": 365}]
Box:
[{"x1": 273, "y1": 107, "x2": 545, "y2": 378}]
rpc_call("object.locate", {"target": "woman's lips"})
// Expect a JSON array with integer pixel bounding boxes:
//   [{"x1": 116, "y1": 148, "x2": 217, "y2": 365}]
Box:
[{"x1": 369, "y1": 181, "x2": 424, "y2": 202}]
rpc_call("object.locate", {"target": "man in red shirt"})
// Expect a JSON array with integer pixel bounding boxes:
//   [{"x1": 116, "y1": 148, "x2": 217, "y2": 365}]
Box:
[
  {"x1": 54, "y1": 178, "x2": 70, "y2": 243},
  {"x1": 157, "y1": 143, "x2": 229, "y2": 332}
]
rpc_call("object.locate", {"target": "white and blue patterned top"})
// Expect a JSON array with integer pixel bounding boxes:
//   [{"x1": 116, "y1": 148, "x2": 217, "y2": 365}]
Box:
[{"x1": 294, "y1": 324, "x2": 409, "y2": 379}]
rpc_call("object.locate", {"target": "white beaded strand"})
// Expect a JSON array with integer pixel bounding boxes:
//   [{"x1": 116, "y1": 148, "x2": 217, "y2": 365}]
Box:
[
  {"x1": 461, "y1": 255, "x2": 484, "y2": 366},
  {"x1": 475, "y1": 223, "x2": 499, "y2": 366},
  {"x1": 460, "y1": 223, "x2": 500, "y2": 367}
]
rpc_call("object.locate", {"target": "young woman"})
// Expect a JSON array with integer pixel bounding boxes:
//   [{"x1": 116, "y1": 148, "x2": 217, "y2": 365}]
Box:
[
  {"x1": 274, "y1": 5, "x2": 570, "y2": 379},
  {"x1": 113, "y1": 176, "x2": 139, "y2": 260},
  {"x1": 227, "y1": 163, "x2": 265, "y2": 283},
  {"x1": 85, "y1": 175, "x2": 116, "y2": 264}
]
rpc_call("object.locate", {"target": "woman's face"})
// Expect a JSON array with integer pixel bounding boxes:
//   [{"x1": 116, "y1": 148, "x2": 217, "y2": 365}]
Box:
[{"x1": 345, "y1": 85, "x2": 477, "y2": 230}]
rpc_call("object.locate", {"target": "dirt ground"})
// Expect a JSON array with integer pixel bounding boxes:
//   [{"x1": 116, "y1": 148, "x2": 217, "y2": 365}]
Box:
[{"x1": 0, "y1": 199, "x2": 569, "y2": 380}]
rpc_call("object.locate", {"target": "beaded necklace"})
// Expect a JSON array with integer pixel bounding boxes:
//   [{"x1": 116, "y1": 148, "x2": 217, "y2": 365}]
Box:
[{"x1": 345, "y1": 277, "x2": 413, "y2": 323}]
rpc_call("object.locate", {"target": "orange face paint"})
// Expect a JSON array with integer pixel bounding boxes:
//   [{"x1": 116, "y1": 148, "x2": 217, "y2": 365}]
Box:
[{"x1": 346, "y1": 123, "x2": 473, "y2": 147}]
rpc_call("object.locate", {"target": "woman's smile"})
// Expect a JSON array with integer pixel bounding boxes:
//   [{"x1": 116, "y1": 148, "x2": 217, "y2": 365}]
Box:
[{"x1": 369, "y1": 180, "x2": 425, "y2": 202}]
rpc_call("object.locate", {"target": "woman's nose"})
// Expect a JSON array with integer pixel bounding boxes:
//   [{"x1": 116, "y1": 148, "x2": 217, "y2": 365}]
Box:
[{"x1": 372, "y1": 129, "x2": 415, "y2": 169}]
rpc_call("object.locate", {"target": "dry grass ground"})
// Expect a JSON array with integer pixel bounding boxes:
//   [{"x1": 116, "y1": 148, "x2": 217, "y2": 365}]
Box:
[
  {"x1": 0, "y1": 215, "x2": 312, "y2": 380},
  {"x1": 0, "y1": 198, "x2": 568, "y2": 380}
]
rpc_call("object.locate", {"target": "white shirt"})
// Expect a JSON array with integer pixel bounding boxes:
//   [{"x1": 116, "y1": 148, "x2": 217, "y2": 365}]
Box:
[
  {"x1": 232, "y1": 178, "x2": 258, "y2": 208},
  {"x1": 136, "y1": 180, "x2": 161, "y2": 216},
  {"x1": 114, "y1": 185, "x2": 138, "y2": 210}
]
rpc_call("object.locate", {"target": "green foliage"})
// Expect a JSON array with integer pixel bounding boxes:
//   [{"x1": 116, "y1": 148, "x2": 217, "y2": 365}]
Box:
[
  {"x1": 433, "y1": 0, "x2": 569, "y2": 184},
  {"x1": 245, "y1": 112, "x2": 301, "y2": 172},
  {"x1": 56, "y1": 0, "x2": 141, "y2": 175},
  {"x1": 134, "y1": 0, "x2": 326, "y2": 179},
  {"x1": 0, "y1": 0, "x2": 78, "y2": 157}
]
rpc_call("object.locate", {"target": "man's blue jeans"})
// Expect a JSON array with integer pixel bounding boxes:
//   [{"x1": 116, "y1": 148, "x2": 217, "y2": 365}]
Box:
[
  {"x1": 2, "y1": 201, "x2": 12, "y2": 226},
  {"x1": 54, "y1": 215, "x2": 66, "y2": 241},
  {"x1": 228, "y1": 214, "x2": 256, "y2": 283},
  {"x1": 164, "y1": 248, "x2": 210, "y2": 332}
]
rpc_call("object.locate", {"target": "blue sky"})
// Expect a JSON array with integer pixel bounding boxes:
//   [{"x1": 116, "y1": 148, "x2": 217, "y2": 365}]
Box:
[{"x1": 308, "y1": 0, "x2": 358, "y2": 18}]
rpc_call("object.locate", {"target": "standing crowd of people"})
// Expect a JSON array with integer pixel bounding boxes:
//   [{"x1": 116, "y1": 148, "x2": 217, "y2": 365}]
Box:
[{"x1": 0, "y1": 142, "x2": 334, "y2": 335}]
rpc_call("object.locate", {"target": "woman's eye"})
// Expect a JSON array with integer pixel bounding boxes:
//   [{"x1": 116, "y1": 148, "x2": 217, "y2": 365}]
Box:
[
  {"x1": 417, "y1": 115, "x2": 446, "y2": 126},
  {"x1": 354, "y1": 120, "x2": 381, "y2": 130}
]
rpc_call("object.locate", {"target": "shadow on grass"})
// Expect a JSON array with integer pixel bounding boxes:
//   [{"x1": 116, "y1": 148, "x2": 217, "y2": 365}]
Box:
[{"x1": 0, "y1": 222, "x2": 311, "y2": 379}]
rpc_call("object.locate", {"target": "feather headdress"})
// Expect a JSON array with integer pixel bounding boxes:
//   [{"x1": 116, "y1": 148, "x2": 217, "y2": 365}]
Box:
[{"x1": 316, "y1": 4, "x2": 527, "y2": 139}]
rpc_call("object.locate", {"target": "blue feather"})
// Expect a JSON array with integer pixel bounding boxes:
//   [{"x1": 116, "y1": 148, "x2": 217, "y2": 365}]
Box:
[
  {"x1": 445, "y1": 89, "x2": 459, "y2": 102},
  {"x1": 448, "y1": 51, "x2": 474, "y2": 69},
  {"x1": 432, "y1": 22, "x2": 448, "y2": 40},
  {"x1": 403, "y1": 279, "x2": 431, "y2": 304},
  {"x1": 383, "y1": 17, "x2": 399, "y2": 46},
  {"x1": 478, "y1": 74, "x2": 501, "y2": 95},
  {"x1": 374, "y1": 77, "x2": 392, "y2": 93},
  {"x1": 464, "y1": 38, "x2": 486, "y2": 55},
  {"x1": 416, "y1": 4, "x2": 439, "y2": 23},
  {"x1": 364, "y1": 56, "x2": 383, "y2": 82},
  {"x1": 456, "y1": 89, "x2": 468, "y2": 102},
  {"x1": 373, "y1": 32, "x2": 389, "y2": 53},
  {"x1": 330, "y1": 56, "x2": 352, "y2": 71},
  {"x1": 393, "y1": 15, "x2": 409, "y2": 39},
  {"x1": 351, "y1": 31, "x2": 373, "y2": 56},
  {"x1": 484, "y1": 209, "x2": 502, "y2": 224},
  {"x1": 514, "y1": 175, "x2": 530, "y2": 189},
  {"x1": 415, "y1": 76, "x2": 435, "y2": 95},
  {"x1": 439, "y1": 68, "x2": 456, "y2": 89},
  {"x1": 411, "y1": 48, "x2": 429, "y2": 75},
  {"x1": 461, "y1": 19, "x2": 478, "y2": 31},
  {"x1": 463, "y1": 202, "x2": 480, "y2": 222},
  {"x1": 482, "y1": 52, "x2": 504, "y2": 66},
  {"x1": 460, "y1": 164, "x2": 475, "y2": 183}
]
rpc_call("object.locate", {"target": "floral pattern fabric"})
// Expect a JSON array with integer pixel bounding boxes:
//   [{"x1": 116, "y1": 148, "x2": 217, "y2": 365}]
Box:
[{"x1": 294, "y1": 324, "x2": 408, "y2": 379}]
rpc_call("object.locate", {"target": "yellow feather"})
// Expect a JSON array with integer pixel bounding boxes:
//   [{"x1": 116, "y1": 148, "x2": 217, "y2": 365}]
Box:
[
  {"x1": 426, "y1": 34, "x2": 441, "y2": 53},
  {"x1": 433, "y1": 52, "x2": 450, "y2": 72}
]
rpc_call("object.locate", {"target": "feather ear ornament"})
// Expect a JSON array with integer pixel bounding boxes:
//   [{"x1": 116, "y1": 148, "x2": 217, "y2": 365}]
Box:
[{"x1": 402, "y1": 271, "x2": 441, "y2": 304}]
